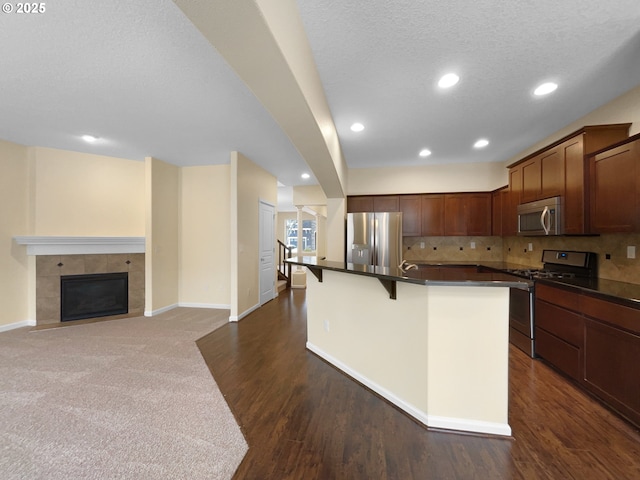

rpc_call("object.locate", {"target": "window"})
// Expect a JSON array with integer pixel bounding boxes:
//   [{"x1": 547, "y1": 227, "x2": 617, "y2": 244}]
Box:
[{"x1": 285, "y1": 219, "x2": 316, "y2": 253}]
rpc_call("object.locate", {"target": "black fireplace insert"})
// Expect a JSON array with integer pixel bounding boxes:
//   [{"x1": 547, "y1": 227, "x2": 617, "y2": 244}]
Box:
[{"x1": 60, "y1": 272, "x2": 128, "y2": 322}]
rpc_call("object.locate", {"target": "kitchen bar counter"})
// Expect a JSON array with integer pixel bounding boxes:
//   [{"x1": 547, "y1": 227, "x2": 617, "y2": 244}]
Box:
[
  {"x1": 286, "y1": 257, "x2": 532, "y2": 295},
  {"x1": 286, "y1": 256, "x2": 515, "y2": 436}
]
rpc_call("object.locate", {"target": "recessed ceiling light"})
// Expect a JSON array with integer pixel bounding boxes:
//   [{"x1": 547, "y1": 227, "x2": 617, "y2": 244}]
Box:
[
  {"x1": 82, "y1": 134, "x2": 98, "y2": 143},
  {"x1": 534, "y1": 82, "x2": 558, "y2": 96},
  {"x1": 301, "y1": 173, "x2": 310, "y2": 180},
  {"x1": 419, "y1": 149, "x2": 432, "y2": 157},
  {"x1": 350, "y1": 122, "x2": 365, "y2": 132},
  {"x1": 474, "y1": 139, "x2": 489, "y2": 149},
  {"x1": 438, "y1": 73, "x2": 460, "y2": 89}
]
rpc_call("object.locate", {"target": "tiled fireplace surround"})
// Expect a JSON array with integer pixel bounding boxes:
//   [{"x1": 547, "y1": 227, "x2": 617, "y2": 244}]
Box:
[{"x1": 36, "y1": 254, "x2": 145, "y2": 325}]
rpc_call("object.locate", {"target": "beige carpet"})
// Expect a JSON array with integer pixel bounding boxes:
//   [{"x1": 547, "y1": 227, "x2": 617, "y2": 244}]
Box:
[{"x1": 0, "y1": 308, "x2": 247, "y2": 479}]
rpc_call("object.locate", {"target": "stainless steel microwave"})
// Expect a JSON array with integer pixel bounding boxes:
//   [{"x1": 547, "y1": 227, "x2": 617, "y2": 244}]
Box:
[{"x1": 517, "y1": 196, "x2": 563, "y2": 236}]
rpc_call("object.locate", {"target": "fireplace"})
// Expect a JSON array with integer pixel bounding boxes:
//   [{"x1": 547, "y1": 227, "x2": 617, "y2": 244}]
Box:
[{"x1": 61, "y1": 272, "x2": 129, "y2": 322}]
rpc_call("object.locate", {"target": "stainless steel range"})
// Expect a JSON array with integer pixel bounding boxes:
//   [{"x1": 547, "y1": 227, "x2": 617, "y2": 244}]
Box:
[{"x1": 505, "y1": 250, "x2": 598, "y2": 357}]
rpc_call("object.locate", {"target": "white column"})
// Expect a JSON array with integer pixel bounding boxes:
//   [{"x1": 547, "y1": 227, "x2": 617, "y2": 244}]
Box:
[{"x1": 296, "y1": 205, "x2": 303, "y2": 262}]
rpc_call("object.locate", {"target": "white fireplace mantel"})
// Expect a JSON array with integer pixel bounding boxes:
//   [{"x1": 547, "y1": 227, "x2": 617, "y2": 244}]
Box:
[{"x1": 13, "y1": 236, "x2": 145, "y2": 255}]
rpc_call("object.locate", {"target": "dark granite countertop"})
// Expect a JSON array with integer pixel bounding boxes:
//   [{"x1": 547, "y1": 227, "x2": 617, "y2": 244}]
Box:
[
  {"x1": 286, "y1": 257, "x2": 532, "y2": 290},
  {"x1": 534, "y1": 277, "x2": 640, "y2": 309},
  {"x1": 416, "y1": 261, "x2": 640, "y2": 309},
  {"x1": 287, "y1": 257, "x2": 640, "y2": 308}
]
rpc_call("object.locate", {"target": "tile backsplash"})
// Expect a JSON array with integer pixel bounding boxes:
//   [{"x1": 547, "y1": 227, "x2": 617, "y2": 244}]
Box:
[
  {"x1": 504, "y1": 233, "x2": 640, "y2": 284},
  {"x1": 404, "y1": 236, "x2": 503, "y2": 263},
  {"x1": 404, "y1": 233, "x2": 640, "y2": 284}
]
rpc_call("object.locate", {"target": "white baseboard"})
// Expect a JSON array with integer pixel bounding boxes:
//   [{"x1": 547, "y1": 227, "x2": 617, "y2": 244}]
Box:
[
  {"x1": 0, "y1": 319, "x2": 36, "y2": 333},
  {"x1": 306, "y1": 342, "x2": 511, "y2": 437},
  {"x1": 228, "y1": 302, "x2": 260, "y2": 322},
  {"x1": 178, "y1": 302, "x2": 231, "y2": 310},
  {"x1": 144, "y1": 303, "x2": 178, "y2": 317}
]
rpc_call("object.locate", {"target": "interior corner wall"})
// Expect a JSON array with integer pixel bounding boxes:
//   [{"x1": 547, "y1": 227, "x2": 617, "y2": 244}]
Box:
[
  {"x1": 31, "y1": 147, "x2": 145, "y2": 235},
  {"x1": 179, "y1": 165, "x2": 231, "y2": 308},
  {"x1": 0, "y1": 140, "x2": 30, "y2": 327},
  {"x1": 145, "y1": 157, "x2": 179, "y2": 315},
  {"x1": 230, "y1": 151, "x2": 277, "y2": 321},
  {"x1": 325, "y1": 197, "x2": 346, "y2": 262}
]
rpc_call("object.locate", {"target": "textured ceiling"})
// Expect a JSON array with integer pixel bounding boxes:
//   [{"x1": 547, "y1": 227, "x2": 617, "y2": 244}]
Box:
[
  {"x1": 297, "y1": 0, "x2": 640, "y2": 168},
  {"x1": 1, "y1": 0, "x2": 640, "y2": 189},
  {"x1": 0, "y1": 0, "x2": 313, "y2": 187}
]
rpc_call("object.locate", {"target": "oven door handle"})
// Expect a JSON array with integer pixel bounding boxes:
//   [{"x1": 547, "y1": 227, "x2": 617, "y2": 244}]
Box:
[{"x1": 540, "y1": 206, "x2": 551, "y2": 235}]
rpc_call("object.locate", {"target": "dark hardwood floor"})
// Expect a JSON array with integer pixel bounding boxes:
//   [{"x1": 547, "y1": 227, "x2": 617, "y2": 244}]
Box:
[{"x1": 197, "y1": 290, "x2": 640, "y2": 479}]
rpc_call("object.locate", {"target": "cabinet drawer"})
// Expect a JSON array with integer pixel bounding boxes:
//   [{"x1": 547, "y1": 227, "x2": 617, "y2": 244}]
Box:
[
  {"x1": 535, "y1": 299, "x2": 584, "y2": 346},
  {"x1": 535, "y1": 283, "x2": 580, "y2": 312},
  {"x1": 581, "y1": 295, "x2": 640, "y2": 335},
  {"x1": 535, "y1": 327, "x2": 582, "y2": 381}
]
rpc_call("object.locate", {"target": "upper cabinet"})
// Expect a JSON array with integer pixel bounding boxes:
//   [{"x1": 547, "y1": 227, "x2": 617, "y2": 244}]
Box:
[
  {"x1": 399, "y1": 195, "x2": 422, "y2": 236},
  {"x1": 420, "y1": 194, "x2": 445, "y2": 236},
  {"x1": 397, "y1": 194, "x2": 444, "y2": 236},
  {"x1": 492, "y1": 186, "x2": 508, "y2": 236},
  {"x1": 590, "y1": 134, "x2": 640, "y2": 233},
  {"x1": 444, "y1": 193, "x2": 492, "y2": 236},
  {"x1": 347, "y1": 195, "x2": 399, "y2": 213},
  {"x1": 504, "y1": 165, "x2": 522, "y2": 236},
  {"x1": 351, "y1": 193, "x2": 491, "y2": 237},
  {"x1": 347, "y1": 195, "x2": 373, "y2": 213},
  {"x1": 508, "y1": 124, "x2": 631, "y2": 234}
]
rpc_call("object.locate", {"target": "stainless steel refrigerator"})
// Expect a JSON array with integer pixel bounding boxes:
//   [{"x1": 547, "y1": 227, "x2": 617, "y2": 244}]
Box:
[{"x1": 346, "y1": 212, "x2": 403, "y2": 267}]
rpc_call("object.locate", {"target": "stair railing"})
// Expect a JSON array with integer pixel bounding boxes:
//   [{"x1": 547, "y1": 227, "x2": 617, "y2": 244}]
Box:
[{"x1": 277, "y1": 240, "x2": 293, "y2": 288}]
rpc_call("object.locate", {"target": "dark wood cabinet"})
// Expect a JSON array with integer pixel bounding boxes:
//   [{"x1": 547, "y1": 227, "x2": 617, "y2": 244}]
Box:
[
  {"x1": 521, "y1": 156, "x2": 541, "y2": 204},
  {"x1": 540, "y1": 146, "x2": 564, "y2": 199},
  {"x1": 347, "y1": 196, "x2": 373, "y2": 213},
  {"x1": 420, "y1": 194, "x2": 445, "y2": 236},
  {"x1": 507, "y1": 124, "x2": 630, "y2": 234},
  {"x1": 443, "y1": 193, "x2": 491, "y2": 236},
  {"x1": 562, "y1": 136, "x2": 586, "y2": 234},
  {"x1": 534, "y1": 284, "x2": 584, "y2": 381},
  {"x1": 590, "y1": 135, "x2": 640, "y2": 233},
  {"x1": 443, "y1": 194, "x2": 466, "y2": 236},
  {"x1": 399, "y1": 195, "x2": 421, "y2": 236},
  {"x1": 520, "y1": 146, "x2": 563, "y2": 204},
  {"x1": 373, "y1": 195, "x2": 399, "y2": 212},
  {"x1": 346, "y1": 195, "x2": 399, "y2": 213},
  {"x1": 491, "y1": 186, "x2": 507, "y2": 236},
  {"x1": 504, "y1": 165, "x2": 522, "y2": 236},
  {"x1": 535, "y1": 282, "x2": 640, "y2": 427},
  {"x1": 583, "y1": 318, "x2": 640, "y2": 426},
  {"x1": 465, "y1": 193, "x2": 492, "y2": 236}
]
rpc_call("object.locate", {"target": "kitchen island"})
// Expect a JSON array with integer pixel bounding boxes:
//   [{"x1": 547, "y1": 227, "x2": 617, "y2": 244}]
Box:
[{"x1": 286, "y1": 257, "x2": 531, "y2": 436}]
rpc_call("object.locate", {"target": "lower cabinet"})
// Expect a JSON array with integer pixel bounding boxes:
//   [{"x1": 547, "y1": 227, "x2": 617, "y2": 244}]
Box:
[
  {"x1": 534, "y1": 282, "x2": 640, "y2": 427},
  {"x1": 534, "y1": 284, "x2": 583, "y2": 381},
  {"x1": 535, "y1": 301, "x2": 583, "y2": 381}
]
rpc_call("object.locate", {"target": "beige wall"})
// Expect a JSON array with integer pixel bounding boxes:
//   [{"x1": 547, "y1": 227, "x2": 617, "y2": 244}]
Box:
[
  {"x1": 230, "y1": 152, "x2": 277, "y2": 320},
  {"x1": 325, "y1": 197, "x2": 346, "y2": 262},
  {"x1": 179, "y1": 165, "x2": 231, "y2": 307},
  {"x1": 0, "y1": 140, "x2": 31, "y2": 328},
  {"x1": 292, "y1": 185, "x2": 327, "y2": 207},
  {"x1": 347, "y1": 160, "x2": 508, "y2": 196},
  {"x1": 145, "y1": 157, "x2": 179, "y2": 314},
  {"x1": 31, "y1": 147, "x2": 145, "y2": 236}
]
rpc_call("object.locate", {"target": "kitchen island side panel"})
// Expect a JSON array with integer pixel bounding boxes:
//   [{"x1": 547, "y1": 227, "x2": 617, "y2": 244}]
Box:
[
  {"x1": 306, "y1": 270, "x2": 429, "y2": 413},
  {"x1": 425, "y1": 286, "x2": 510, "y2": 429},
  {"x1": 305, "y1": 269, "x2": 511, "y2": 436}
]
